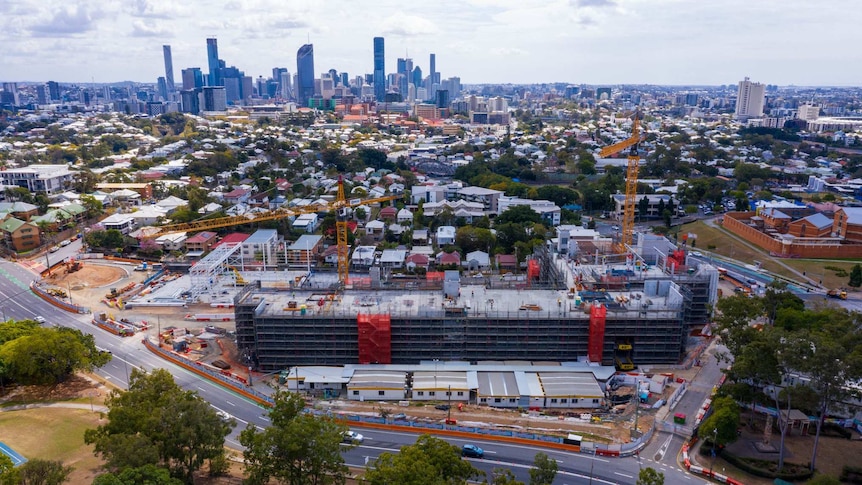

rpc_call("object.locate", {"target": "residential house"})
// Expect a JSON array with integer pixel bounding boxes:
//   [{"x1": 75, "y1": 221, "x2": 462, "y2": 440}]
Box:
[
  {"x1": 498, "y1": 196, "x2": 561, "y2": 226},
  {"x1": 212, "y1": 232, "x2": 250, "y2": 249},
  {"x1": 292, "y1": 213, "x2": 319, "y2": 233},
  {"x1": 323, "y1": 245, "x2": 340, "y2": 265},
  {"x1": 351, "y1": 246, "x2": 377, "y2": 268},
  {"x1": 0, "y1": 217, "x2": 40, "y2": 251},
  {"x1": 412, "y1": 229, "x2": 429, "y2": 245},
  {"x1": 156, "y1": 233, "x2": 188, "y2": 251},
  {"x1": 405, "y1": 253, "x2": 430, "y2": 271},
  {"x1": 365, "y1": 220, "x2": 386, "y2": 241},
  {"x1": 464, "y1": 250, "x2": 491, "y2": 270},
  {"x1": 411, "y1": 185, "x2": 445, "y2": 205},
  {"x1": 155, "y1": 196, "x2": 188, "y2": 214},
  {"x1": 0, "y1": 164, "x2": 75, "y2": 195},
  {"x1": 379, "y1": 206, "x2": 397, "y2": 221},
  {"x1": 437, "y1": 251, "x2": 461, "y2": 267},
  {"x1": 396, "y1": 208, "x2": 413, "y2": 225},
  {"x1": 100, "y1": 213, "x2": 136, "y2": 234},
  {"x1": 128, "y1": 206, "x2": 169, "y2": 227},
  {"x1": 379, "y1": 249, "x2": 407, "y2": 269},
  {"x1": 287, "y1": 235, "x2": 323, "y2": 268},
  {"x1": 436, "y1": 225, "x2": 456, "y2": 246},
  {"x1": 185, "y1": 231, "x2": 219, "y2": 252},
  {"x1": 198, "y1": 202, "x2": 223, "y2": 215},
  {"x1": 495, "y1": 254, "x2": 517, "y2": 271},
  {"x1": 248, "y1": 192, "x2": 270, "y2": 208},
  {"x1": 223, "y1": 188, "x2": 252, "y2": 205},
  {"x1": 457, "y1": 186, "x2": 503, "y2": 213},
  {"x1": 30, "y1": 209, "x2": 74, "y2": 232},
  {"x1": 0, "y1": 202, "x2": 39, "y2": 221},
  {"x1": 110, "y1": 188, "x2": 143, "y2": 207}
]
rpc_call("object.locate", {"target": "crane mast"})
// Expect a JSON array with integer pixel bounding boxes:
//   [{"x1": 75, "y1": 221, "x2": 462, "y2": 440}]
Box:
[{"x1": 598, "y1": 113, "x2": 641, "y2": 252}]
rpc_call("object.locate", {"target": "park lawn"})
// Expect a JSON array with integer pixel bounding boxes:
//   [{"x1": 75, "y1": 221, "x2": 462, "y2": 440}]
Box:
[
  {"x1": 0, "y1": 407, "x2": 104, "y2": 484},
  {"x1": 675, "y1": 221, "x2": 788, "y2": 276},
  {"x1": 781, "y1": 259, "x2": 858, "y2": 291}
]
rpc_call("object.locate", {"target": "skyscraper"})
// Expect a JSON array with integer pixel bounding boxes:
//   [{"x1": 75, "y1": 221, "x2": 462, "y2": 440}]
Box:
[
  {"x1": 206, "y1": 38, "x2": 221, "y2": 87},
  {"x1": 429, "y1": 53, "x2": 438, "y2": 84},
  {"x1": 296, "y1": 44, "x2": 315, "y2": 107},
  {"x1": 157, "y1": 77, "x2": 168, "y2": 100},
  {"x1": 182, "y1": 68, "x2": 204, "y2": 90},
  {"x1": 163, "y1": 45, "x2": 175, "y2": 93},
  {"x1": 373, "y1": 37, "x2": 385, "y2": 102},
  {"x1": 203, "y1": 86, "x2": 227, "y2": 111},
  {"x1": 735, "y1": 77, "x2": 765, "y2": 120},
  {"x1": 412, "y1": 66, "x2": 423, "y2": 89},
  {"x1": 396, "y1": 57, "x2": 412, "y2": 96}
]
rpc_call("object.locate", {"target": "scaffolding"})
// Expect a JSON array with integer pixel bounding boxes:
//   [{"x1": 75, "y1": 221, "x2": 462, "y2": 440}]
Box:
[{"x1": 188, "y1": 243, "x2": 244, "y2": 302}]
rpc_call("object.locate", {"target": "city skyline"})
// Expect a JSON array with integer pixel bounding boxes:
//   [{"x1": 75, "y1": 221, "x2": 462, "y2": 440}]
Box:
[{"x1": 0, "y1": 0, "x2": 860, "y2": 86}]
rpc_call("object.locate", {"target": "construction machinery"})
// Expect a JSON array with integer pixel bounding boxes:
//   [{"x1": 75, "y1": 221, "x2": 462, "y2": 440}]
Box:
[
  {"x1": 599, "y1": 112, "x2": 642, "y2": 252},
  {"x1": 827, "y1": 288, "x2": 848, "y2": 300},
  {"x1": 148, "y1": 178, "x2": 401, "y2": 285}
]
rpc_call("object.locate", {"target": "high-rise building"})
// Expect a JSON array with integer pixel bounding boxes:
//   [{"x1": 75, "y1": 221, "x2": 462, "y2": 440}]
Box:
[
  {"x1": 182, "y1": 68, "x2": 204, "y2": 90},
  {"x1": 163, "y1": 45, "x2": 175, "y2": 93},
  {"x1": 206, "y1": 38, "x2": 221, "y2": 87},
  {"x1": 157, "y1": 77, "x2": 168, "y2": 100},
  {"x1": 296, "y1": 44, "x2": 315, "y2": 107},
  {"x1": 396, "y1": 57, "x2": 412, "y2": 96},
  {"x1": 180, "y1": 89, "x2": 201, "y2": 115},
  {"x1": 0, "y1": 83, "x2": 19, "y2": 106},
  {"x1": 373, "y1": 37, "x2": 385, "y2": 102},
  {"x1": 412, "y1": 66, "x2": 423, "y2": 89},
  {"x1": 735, "y1": 77, "x2": 765, "y2": 120},
  {"x1": 202, "y1": 86, "x2": 227, "y2": 111},
  {"x1": 36, "y1": 84, "x2": 48, "y2": 105},
  {"x1": 47, "y1": 81, "x2": 60, "y2": 101},
  {"x1": 429, "y1": 53, "x2": 440, "y2": 85}
]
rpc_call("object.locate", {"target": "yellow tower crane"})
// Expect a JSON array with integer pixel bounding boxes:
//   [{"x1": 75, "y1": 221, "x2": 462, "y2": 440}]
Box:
[
  {"x1": 148, "y1": 178, "x2": 401, "y2": 285},
  {"x1": 598, "y1": 112, "x2": 642, "y2": 252}
]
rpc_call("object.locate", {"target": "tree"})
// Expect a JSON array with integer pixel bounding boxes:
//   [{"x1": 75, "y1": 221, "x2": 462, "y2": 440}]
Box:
[
  {"x1": 487, "y1": 469, "x2": 523, "y2": 485},
  {"x1": 362, "y1": 435, "x2": 482, "y2": 485},
  {"x1": 636, "y1": 467, "x2": 664, "y2": 485},
  {"x1": 1, "y1": 459, "x2": 73, "y2": 485},
  {"x1": 806, "y1": 474, "x2": 842, "y2": 485},
  {"x1": 496, "y1": 205, "x2": 542, "y2": 226},
  {"x1": 528, "y1": 452, "x2": 557, "y2": 485},
  {"x1": 241, "y1": 390, "x2": 348, "y2": 485},
  {"x1": 92, "y1": 465, "x2": 184, "y2": 485},
  {"x1": 637, "y1": 196, "x2": 649, "y2": 220},
  {"x1": 698, "y1": 396, "x2": 741, "y2": 448},
  {"x1": 714, "y1": 294, "x2": 764, "y2": 358},
  {"x1": 79, "y1": 194, "x2": 103, "y2": 220},
  {"x1": 0, "y1": 327, "x2": 111, "y2": 385},
  {"x1": 85, "y1": 369, "x2": 233, "y2": 484},
  {"x1": 456, "y1": 227, "x2": 496, "y2": 255},
  {"x1": 849, "y1": 263, "x2": 862, "y2": 288}
]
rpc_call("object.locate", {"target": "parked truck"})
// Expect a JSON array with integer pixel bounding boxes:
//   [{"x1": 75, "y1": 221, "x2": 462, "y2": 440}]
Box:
[{"x1": 827, "y1": 289, "x2": 847, "y2": 300}]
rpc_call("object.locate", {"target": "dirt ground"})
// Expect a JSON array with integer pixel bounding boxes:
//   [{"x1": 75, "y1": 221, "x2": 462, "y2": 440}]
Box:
[{"x1": 43, "y1": 262, "x2": 128, "y2": 289}]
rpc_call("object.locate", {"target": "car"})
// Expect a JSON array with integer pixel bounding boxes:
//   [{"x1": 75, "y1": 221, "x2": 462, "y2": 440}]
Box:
[
  {"x1": 691, "y1": 251, "x2": 703, "y2": 257},
  {"x1": 611, "y1": 225, "x2": 620, "y2": 231},
  {"x1": 34, "y1": 316, "x2": 46, "y2": 324},
  {"x1": 434, "y1": 404, "x2": 451, "y2": 411},
  {"x1": 342, "y1": 431, "x2": 364, "y2": 444},
  {"x1": 60, "y1": 240, "x2": 71, "y2": 247},
  {"x1": 216, "y1": 410, "x2": 232, "y2": 422},
  {"x1": 49, "y1": 246, "x2": 60, "y2": 253},
  {"x1": 461, "y1": 444, "x2": 484, "y2": 458},
  {"x1": 392, "y1": 413, "x2": 407, "y2": 420}
]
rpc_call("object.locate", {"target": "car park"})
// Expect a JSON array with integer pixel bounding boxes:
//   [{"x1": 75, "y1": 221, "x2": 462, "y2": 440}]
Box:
[
  {"x1": 342, "y1": 431, "x2": 364, "y2": 444},
  {"x1": 461, "y1": 444, "x2": 484, "y2": 458}
]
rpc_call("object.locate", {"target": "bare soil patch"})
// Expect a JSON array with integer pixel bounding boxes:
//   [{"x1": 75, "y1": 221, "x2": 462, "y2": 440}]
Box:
[{"x1": 44, "y1": 263, "x2": 127, "y2": 289}]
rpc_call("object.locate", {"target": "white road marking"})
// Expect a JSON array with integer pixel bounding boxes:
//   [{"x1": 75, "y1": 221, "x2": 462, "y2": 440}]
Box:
[
  {"x1": 614, "y1": 472, "x2": 633, "y2": 478},
  {"x1": 225, "y1": 400, "x2": 236, "y2": 407}
]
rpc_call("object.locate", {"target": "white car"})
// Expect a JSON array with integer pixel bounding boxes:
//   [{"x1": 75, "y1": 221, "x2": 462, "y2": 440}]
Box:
[
  {"x1": 34, "y1": 316, "x2": 46, "y2": 324},
  {"x1": 342, "y1": 431, "x2": 364, "y2": 444},
  {"x1": 49, "y1": 246, "x2": 61, "y2": 253},
  {"x1": 60, "y1": 240, "x2": 71, "y2": 247}
]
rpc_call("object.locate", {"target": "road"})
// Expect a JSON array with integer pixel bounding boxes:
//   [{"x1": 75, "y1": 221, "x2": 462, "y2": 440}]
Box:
[{"x1": 1, "y1": 256, "x2": 714, "y2": 484}]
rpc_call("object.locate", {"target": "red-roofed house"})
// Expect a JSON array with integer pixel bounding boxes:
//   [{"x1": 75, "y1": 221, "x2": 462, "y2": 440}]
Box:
[
  {"x1": 405, "y1": 253, "x2": 429, "y2": 270},
  {"x1": 185, "y1": 231, "x2": 219, "y2": 252},
  {"x1": 212, "y1": 232, "x2": 250, "y2": 249},
  {"x1": 275, "y1": 178, "x2": 292, "y2": 193},
  {"x1": 436, "y1": 251, "x2": 461, "y2": 266},
  {"x1": 495, "y1": 254, "x2": 517, "y2": 270},
  {"x1": 223, "y1": 188, "x2": 251, "y2": 205},
  {"x1": 379, "y1": 206, "x2": 397, "y2": 220}
]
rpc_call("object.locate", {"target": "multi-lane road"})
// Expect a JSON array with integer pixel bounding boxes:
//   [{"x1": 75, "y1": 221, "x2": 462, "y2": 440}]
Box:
[{"x1": 1, "y1": 255, "x2": 714, "y2": 484}]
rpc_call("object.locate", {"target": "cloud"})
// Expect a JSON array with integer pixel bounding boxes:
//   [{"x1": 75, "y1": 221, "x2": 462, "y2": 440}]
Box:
[
  {"x1": 572, "y1": 0, "x2": 616, "y2": 7},
  {"x1": 131, "y1": 19, "x2": 170, "y2": 37},
  {"x1": 130, "y1": 0, "x2": 185, "y2": 19},
  {"x1": 490, "y1": 47, "x2": 528, "y2": 57},
  {"x1": 29, "y1": 6, "x2": 101, "y2": 36},
  {"x1": 380, "y1": 12, "x2": 439, "y2": 36},
  {"x1": 270, "y1": 17, "x2": 310, "y2": 30}
]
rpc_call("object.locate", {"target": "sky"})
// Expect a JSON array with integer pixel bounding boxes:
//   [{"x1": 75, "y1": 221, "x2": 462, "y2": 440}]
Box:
[{"x1": 1, "y1": 0, "x2": 860, "y2": 86}]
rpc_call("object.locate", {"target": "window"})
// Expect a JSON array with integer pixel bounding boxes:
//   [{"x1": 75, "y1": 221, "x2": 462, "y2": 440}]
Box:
[
  {"x1": 309, "y1": 383, "x2": 314, "y2": 389},
  {"x1": 445, "y1": 391, "x2": 451, "y2": 396},
  {"x1": 509, "y1": 398, "x2": 516, "y2": 403},
  {"x1": 480, "y1": 398, "x2": 487, "y2": 403},
  {"x1": 457, "y1": 391, "x2": 464, "y2": 396},
  {"x1": 352, "y1": 390, "x2": 359, "y2": 396},
  {"x1": 561, "y1": 399, "x2": 567, "y2": 403},
  {"x1": 592, "y1": 399, "x2": 600, "y2": 404},
  {"x1": 417, "y1": 391, "x2": 424, "y2": 396},
  {"x1": 494, "y1": 398, "x2": 502, "y2": 403},
  {"x1": 573, "y1": 399, "x2": 579, "y2": 404},
  {"x1": 551, "y1": 398, "x2": 558, "y2": 403},
  {"x1": 378, "y1": 391, "x2": 385, "y2": 396},
  {"x1": 429, "y1": 391, "x2": 436, "y2": 397}
]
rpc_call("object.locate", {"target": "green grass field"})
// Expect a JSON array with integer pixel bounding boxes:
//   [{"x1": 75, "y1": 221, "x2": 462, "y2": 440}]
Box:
[{"x1": 0, "y1": 407, "x2": 103, "y2": 483}]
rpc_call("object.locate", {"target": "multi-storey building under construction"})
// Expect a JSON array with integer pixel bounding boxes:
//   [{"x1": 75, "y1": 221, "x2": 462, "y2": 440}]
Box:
[{"x1": 234, "y1": 245, "x2": 718, "y2": 373}]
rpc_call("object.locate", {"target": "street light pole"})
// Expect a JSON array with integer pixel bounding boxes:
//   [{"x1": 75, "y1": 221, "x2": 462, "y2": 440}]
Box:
[
  {"x1": 447, "y1": 384, "x2": 452, "y2": 422},
  {"x1": 710, "y1": 427, "x2": 718, "y2": 476}
]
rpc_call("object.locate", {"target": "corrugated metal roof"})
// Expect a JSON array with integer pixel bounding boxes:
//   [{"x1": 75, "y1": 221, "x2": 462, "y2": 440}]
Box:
[
  {"x1": 347, "y1": 370, "x2": 407, "y2": 389},
  {"x1": 477, "y1": 372, "x2": 520, "y2": 397},
  {"x1": 538, "y1": 372, "x2": 603, "y2": 397}
]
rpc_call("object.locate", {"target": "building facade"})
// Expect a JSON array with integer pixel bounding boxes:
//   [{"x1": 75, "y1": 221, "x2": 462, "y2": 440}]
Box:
[
  {"x1": 735, "y1": 77, "x2": 765, "y2": 120},
  {"x1": 373, "y1": 37, "x2": 385, "y2": 102},
  {"x1": 296, "y1": 44, "x2": 315, "y2": 108}
]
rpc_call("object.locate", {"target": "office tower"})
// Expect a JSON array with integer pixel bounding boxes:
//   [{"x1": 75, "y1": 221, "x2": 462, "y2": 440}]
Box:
[
  {"x1": 206, "y1": 38, "x2": 221, "y2": 86},
  {"x1": 163, "y1": 45, "x2": 175, "y2": 93},
  {"x1": 429, "y1": 53, "x2": 441, "y2": 85},
  {"x1": 412, "y1": 66, "x2": 422, "y2": 89},
  {"x1": 157, "y1": 77, "x2": 168, "y2": 100},
  {"x1": 735, "y1": 77, "x2": 765, "y2": 120},
  {"x1": 181, "y1": 89, "x2": 201, "y2": 114},
  {"x1": 47, "y1": 81, "x2": 60, "y2": 101},
  {"x1": 36, "y1": 84, "x2": 48, "y2": 105},
  {"x1": 0, "y1": 83, "x2": 19, "y2": 105},
  {"x1": 797, "y1": 103, "x2": 820, "y2": 121},
  {"x1": 328, "y1": 69, "x2": 339, "y2": 86},
  {"x1": 280, "y1": 71, "x2": 292, "y2": 99},
  {"x1": 340, "y1": 72, "x2": 348, "y2": 87},
  {"x1": 202, "y1": 86, "x2": 226, "y2": 111},
  {"x1": 182, "y1": 68, "x2": 204, "y2": 90},
  {"x1": 365, "y1": 73, "x2": 374, "y2": 85},
  {"x1": 241, "y1": 76, "x2": 253, "y2": 103},
  {"x1": 373, "y1": 37, "x2": 385, "y2": 102},
  {"x1": 436, "y1": 89, "x2": 449, "y2": 109},
  {"x1": 396, "y1": 57, "x2": 412, "y2": 96},
  {"x1": 296, "y1": 44, "x2": 315, "y2": 107}
]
